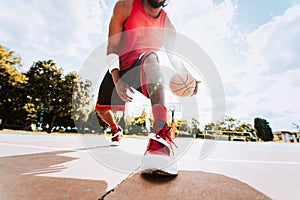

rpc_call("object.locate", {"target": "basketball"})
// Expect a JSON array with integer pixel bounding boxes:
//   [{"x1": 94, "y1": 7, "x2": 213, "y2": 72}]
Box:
[{"x1": 169, "y1": 72, "x2": 196, "y2": 97}]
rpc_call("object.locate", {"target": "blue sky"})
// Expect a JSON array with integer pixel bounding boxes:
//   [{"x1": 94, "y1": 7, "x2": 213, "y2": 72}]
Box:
[
  {"x1": 1, "y1": 0, "x2": 300, "y2": 131},
  {"x1": 233, "y1": 0, "x2": 299, "y2": 31}
]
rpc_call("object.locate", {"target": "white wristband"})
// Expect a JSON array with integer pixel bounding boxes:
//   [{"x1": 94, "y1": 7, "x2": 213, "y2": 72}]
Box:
[{"x1": 106, "y1": 53, "x2": 120, "y2": 74}]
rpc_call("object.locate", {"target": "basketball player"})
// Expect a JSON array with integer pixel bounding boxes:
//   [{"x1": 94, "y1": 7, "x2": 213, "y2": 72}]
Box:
[{"x1": 95, "y1": 0, "x2": 199, "y2": 175}]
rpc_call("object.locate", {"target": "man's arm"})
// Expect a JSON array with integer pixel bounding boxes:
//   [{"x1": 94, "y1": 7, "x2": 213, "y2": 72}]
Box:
[
  {"x1": 164, "y1": 17, "x2": 201, "y2": 95},
  {"x1": 164, "y1": 17, "x2": 188, "y2": 72},
  {"x1": 107, "y1": 0, "x2": 134, "y2": 102},
  {"x1": 107, "y1": 0, "x2": 132, "y2": 80}
]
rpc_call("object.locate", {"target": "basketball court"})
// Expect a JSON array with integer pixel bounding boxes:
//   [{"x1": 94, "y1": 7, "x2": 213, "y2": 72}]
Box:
[{"x1": 0, "y1": 130, "x2": 299, "y2": 199}]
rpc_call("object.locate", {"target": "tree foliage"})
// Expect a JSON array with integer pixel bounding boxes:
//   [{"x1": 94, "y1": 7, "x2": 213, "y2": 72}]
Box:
[
  {"x1": 0, "y1": 44, "x2": 95, "y2": 131},
  {"x1": 24, "y1": 60, "x2": 94, "y2": 130},
  {"x1": 25, "y1": 60, "x2": 66, "y2": 126},
  {"x1": 126, "y1": 109, "x2": 148, "y2": 135},
  {"x1": 176, "y1": 119, "x2": 189, "y2": 132},
  {"x1": 190, "y1": 118, "x2": 201, "y2": 135},
  {"x1": 0, "y1": 45, "x2": 27, "y2": 126},
  {"x1": 133, "y1": 109, "x2": 147, "y2": 127},
  {"x1": 204, "y1": 123, "x2": 215, "y2": 131},
  {"x1": 254, "y1": 117, "x2": 274, "y2": 141},
  {"x1": 69, "y1": 73, "x2": 93, "y2": 130},
  {"x1": 216, "y1": 116, "x2": 241, "y2": 131},
  {"x1": 236, "y1": 123, "x2": 254, "y2": 133},
  {"x1": 204, "y1": 116, "x2": 254, "y2": 133},
  {"x1": 191, "y1": 118, "x2": 200, "y2": 129}
]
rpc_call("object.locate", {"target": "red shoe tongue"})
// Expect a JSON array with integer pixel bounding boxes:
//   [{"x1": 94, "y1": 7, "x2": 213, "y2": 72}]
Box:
[
  {"x1": 146, "y1": 139, "x2": 170, "y2": 155},
  {"x1": 152, "y1": 120, "x2": 168, "y2": 133}
]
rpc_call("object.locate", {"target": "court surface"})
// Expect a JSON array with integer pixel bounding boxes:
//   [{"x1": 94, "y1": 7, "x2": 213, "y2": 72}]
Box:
[{"x1": 1, "y1": 130, "x2": 299, "y2": 199}]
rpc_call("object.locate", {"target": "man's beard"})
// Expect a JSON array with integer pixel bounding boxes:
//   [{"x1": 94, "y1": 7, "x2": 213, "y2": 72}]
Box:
[{"x1": 147, "y1": 0, "x2": 166, "y2": 8}]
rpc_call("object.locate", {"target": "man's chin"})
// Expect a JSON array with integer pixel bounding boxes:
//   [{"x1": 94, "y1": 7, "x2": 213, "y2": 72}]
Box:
[{"x1": 147, "y1": 0, "x2": 166, "y2": 8}]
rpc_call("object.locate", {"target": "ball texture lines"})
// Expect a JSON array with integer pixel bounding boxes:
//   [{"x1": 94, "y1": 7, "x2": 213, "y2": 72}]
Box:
[{"x1": 169, "y1": 72, "x2": 196, "y2": 97}]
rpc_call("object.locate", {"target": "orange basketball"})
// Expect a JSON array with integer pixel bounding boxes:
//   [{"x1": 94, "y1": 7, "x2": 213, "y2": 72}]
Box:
[{"x1": 169, "y1": 72, "x2": 196, "y2": 97}]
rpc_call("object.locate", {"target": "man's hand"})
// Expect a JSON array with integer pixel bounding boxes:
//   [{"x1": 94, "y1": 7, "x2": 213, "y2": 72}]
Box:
[
  {"x1": 192, "y1": 81, "x2": 201, "y2": 96},
  {"x1": 111, "y1": 69, "x2": 134, "y2": 102},
  {"x1": 115, "y1": 79, "x2": 134, "y2": 102}
]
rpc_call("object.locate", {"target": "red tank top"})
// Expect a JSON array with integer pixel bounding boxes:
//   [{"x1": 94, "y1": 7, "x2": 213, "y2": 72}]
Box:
[{"x1": 118, "y1": 0, "x2": 167, "y2": 70}]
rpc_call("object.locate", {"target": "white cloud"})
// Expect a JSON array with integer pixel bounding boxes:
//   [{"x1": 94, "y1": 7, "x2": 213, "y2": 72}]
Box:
[
  {"x1": 0, "y1": 0, "x2": 106, "y2": 70},
  {"x1": 165, "y1": 0, "x2": 245, "y2": 94},
  {"x1": 229, "y1": 4, "x2": 300, "y2": 130},
  {"x1": 166, "y1": 0, "x2": 236, "y2": 47},
  {"x1": 165, "y1": 1, "x2": 300, "y2": 130},
  {"x1": 245, "y1": 4, "x2": 300, "y2": 74}
]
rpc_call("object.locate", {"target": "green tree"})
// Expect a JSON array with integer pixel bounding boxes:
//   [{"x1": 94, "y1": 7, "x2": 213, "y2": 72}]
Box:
[
  {"x1": 127, "y1": 109, "x2": 148, "y2": 135},
  {"x1": 216, "y1": 116, "x2": 240, "y2": 131},
  {"x1": 72, "y1": 74, "x2": 94, "y2": 132},
  {"x1": 176, "y1": 119, "x2": 189, "y2": 132},
  {"x1": 63, "y1": 72, "x2": 78, "y2": 117},
  {"x1": 84, "y1": 111, "x2": 101, "y2": 133},
  {"x1": 24, "y1": 61, "x2": 94, "y2": 132},
  {"x1": 25, "y1": 60, "x2": 83, "y2": 130},
  {"x1": 0, "y1": 45, "x2": 27, "y2": 126},
  {"x1": 204, "y1": 117, "x2": 254, "y2": 136},
  {"x1": 190, "y1": 118, "x2": 200, "y2": 135},
  {"x1": 134, "y1": 109, "x2": 147, "y2": 127},
  {"x1": 25, "y1": 60, "x2": 63, "y2": 125},
  {"x1": 204, "y1": 123, "x2": 215, "y2": 131},
  {"x1": 254, "y1": 117, "x2": 274, "y2": 141},
  {"x1": 191, "y1": 118, "x2": 200, "y2": 129},
  {"x1": 236, "y1": 123, "x2": 254, "y2": 133}
]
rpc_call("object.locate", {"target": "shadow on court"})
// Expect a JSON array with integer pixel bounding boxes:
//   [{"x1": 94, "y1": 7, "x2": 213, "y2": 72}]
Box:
[{"x1": 0, "y1": 149, "x2": 108, "y2": 200}]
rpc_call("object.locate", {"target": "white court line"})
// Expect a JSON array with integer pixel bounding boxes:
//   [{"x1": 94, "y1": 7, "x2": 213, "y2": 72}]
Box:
[
  {"x1": 182, "y1": 157, "x2": 300, "y2": 165},
  {"x1": 3, "y1": 142, "x2": 300, "y2": 166},
  {"x1": 0, "y1": 142, "x2": 75, "y2": 151}
]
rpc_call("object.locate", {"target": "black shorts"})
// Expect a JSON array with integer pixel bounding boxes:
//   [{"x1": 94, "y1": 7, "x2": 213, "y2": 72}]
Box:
[{"x1": 95, "y1": 56, "x2": 146, "y2": 111}]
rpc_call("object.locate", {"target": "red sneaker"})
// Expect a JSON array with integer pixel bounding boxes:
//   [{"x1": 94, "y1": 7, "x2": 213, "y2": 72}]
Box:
[
  {"x1": 111, "y1": 126, "x2": 123, "y2": 146},
  {"x1": 141, "y1": 125, "x2": 178, "y2": 175}
]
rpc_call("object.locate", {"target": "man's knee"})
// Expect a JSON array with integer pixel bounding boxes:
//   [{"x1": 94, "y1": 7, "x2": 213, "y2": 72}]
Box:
[
  {"x1": 144, "y1": 53, "x2": 159, "y2": 65},
  {"x1": 143, "y1": 53, "x2": 163, "y2": 83},
  {"x1": 96, "y1": 109, "x2": 109, "y2": 116}
]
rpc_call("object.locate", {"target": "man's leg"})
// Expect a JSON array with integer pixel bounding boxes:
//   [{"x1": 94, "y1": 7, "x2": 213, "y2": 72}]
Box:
[
  {"x1": 143, "y1": 53, "x2": 167, "y2": 131},
  {"x1": 96, "y1": 109, "x2": 123, "y2": 146},
  {"x1": 96, "y1": 109, "x2": 117, "y2": 126},
  {"x1": 141, "y1": 53, "x2": 178, "y2": 175},
  {"x1": 95, "y1": 69, "x2": 125, "y2": 146}
]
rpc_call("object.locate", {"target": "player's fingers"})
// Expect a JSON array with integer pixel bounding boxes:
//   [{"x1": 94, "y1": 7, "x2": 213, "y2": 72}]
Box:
[
  {"x1": 116, "y1": 82, "x2": 132, "y2": 102},
  {"x1": 192, "y1": 87, "x2": 198, "y2": 96},
  {"x1": 124, "y1": 87, "x2": 133, "y2": 102},
  {"x1": 192, "y1": 81, "x2": 200, "y2": 95},
  {"x1": 117, "y1": 89, "x2": 130, "y2": 102},
  {"x1": 123, "y1": 90, "x2": 133, "y2": 102},
  {"x1": 128, "y1": 87, "x2": 134, "y2": 94},
  {"x1": 121, "y1": 93, "x2": 132, "y2": 102},
  {"x1": 125, "y1": 95, "x2": 133, "y2": 102}
]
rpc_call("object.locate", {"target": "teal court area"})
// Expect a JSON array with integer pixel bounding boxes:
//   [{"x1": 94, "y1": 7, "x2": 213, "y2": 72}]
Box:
[{"x1": 0, "y1": 130, "x2": 299, "y2": 200}]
